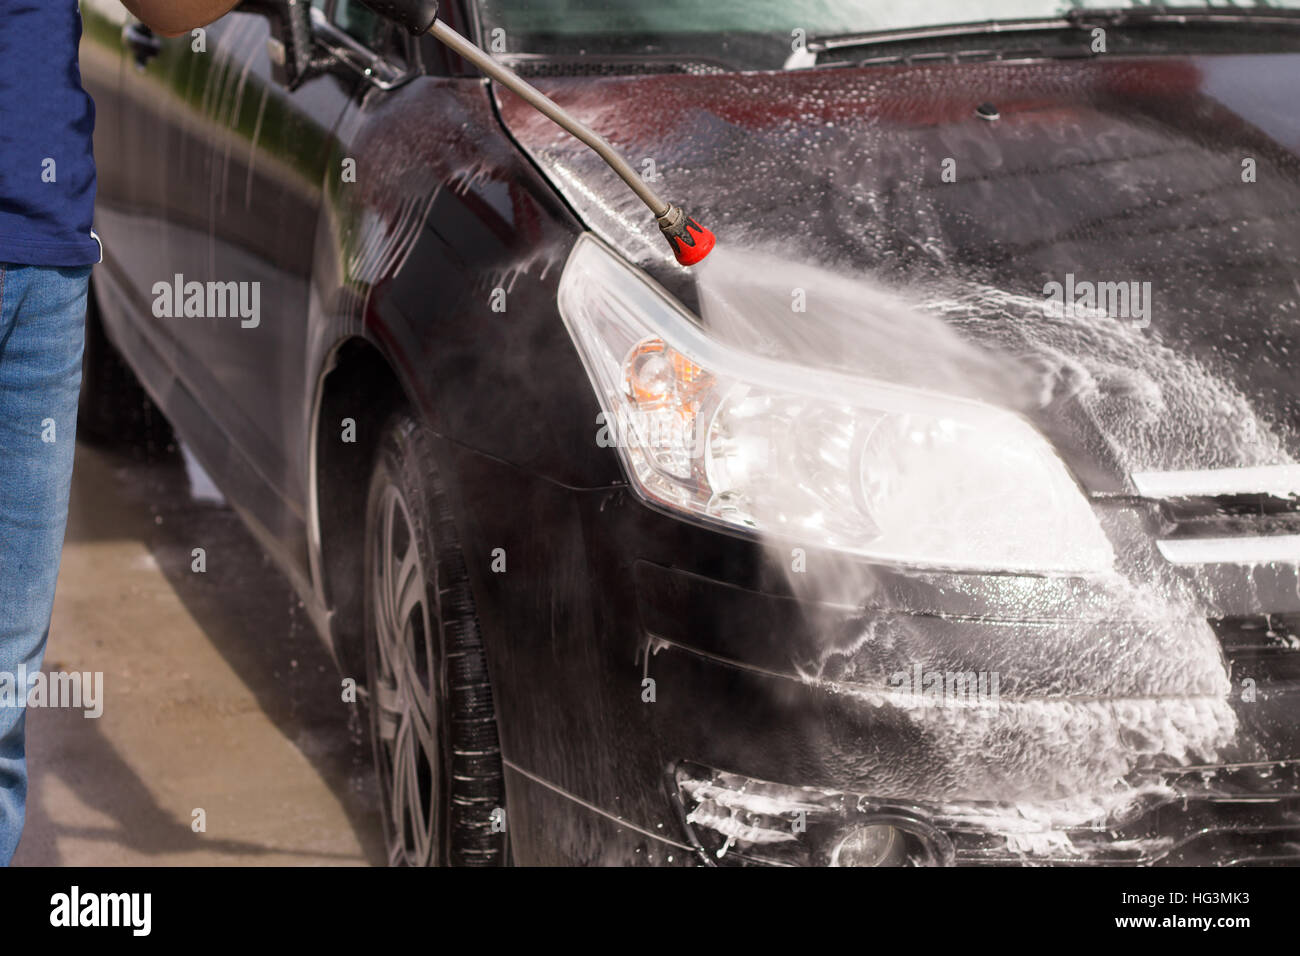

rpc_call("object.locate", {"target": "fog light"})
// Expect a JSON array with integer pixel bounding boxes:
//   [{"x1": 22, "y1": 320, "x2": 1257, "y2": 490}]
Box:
[
  {"x1": 671, "y1": 761, "x2": 953, "y2": 866},
  {"x1": 830, "y1": 825, "x2": 905, "y2": 867}
]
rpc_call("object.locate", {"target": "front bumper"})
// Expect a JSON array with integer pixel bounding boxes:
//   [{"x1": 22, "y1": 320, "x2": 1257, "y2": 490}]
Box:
[
  {"x1": 447, "y1": 444, "x2": 1300, "y2": 866},
  {"x1": 635, "y1": 548, "x2": 1300, "y2": 866},
  {"x1": 671, "y1": 758, "x2": 1300, "y2": 866}
]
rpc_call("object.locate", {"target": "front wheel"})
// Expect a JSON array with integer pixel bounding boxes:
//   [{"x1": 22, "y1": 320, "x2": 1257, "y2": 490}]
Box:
[{"x1": 363, "y1": 409, "x2": 507, "y2": 866}]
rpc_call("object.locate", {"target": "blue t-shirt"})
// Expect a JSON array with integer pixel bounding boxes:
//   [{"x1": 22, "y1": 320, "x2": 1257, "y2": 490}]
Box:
[{"x1": 0, "y1": 1, "x2": 100, "y2": 267}]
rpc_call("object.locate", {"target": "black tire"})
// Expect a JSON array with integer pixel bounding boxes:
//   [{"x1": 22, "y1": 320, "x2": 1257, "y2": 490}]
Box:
[
  {"x1": 363, "y1": 409, "x2": 507, "y2": 866},
  {"x1": 78, "y1": 282, "x2": 174, "y2": 455}
]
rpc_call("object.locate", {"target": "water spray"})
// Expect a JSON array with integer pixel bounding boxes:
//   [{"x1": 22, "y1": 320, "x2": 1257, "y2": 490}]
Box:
[{"x1": 373, "y1": 0, "x2": 716, "y2": 266}]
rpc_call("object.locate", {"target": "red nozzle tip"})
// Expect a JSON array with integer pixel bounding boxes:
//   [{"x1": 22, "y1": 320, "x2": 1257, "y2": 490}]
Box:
[
  {"x1": 672, "y1": 221, "x2": 715, "y2": 266},
  {"x1": 660, "y1": 209, "x2": 715, "y2": 266}
]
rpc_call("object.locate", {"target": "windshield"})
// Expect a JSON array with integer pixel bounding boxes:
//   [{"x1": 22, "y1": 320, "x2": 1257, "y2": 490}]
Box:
[{"x1": 473, "y1": 0, "x2": 1300, "y2": 69}]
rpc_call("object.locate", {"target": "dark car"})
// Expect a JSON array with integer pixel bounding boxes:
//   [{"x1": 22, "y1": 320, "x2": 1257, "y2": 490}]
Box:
[{"x1": 77, "y1": 0, "x2": 1300, "y2": 866}]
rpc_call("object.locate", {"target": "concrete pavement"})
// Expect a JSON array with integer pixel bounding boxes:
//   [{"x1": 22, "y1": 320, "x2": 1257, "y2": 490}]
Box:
[{"x1": 13, "y1": 440, "x2": 385, "y2": 865}]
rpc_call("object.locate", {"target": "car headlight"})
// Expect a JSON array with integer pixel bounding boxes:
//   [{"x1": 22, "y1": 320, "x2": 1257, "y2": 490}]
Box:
[{"x1": 557, "y1": 235, "x2": 1114, "y2": 575}]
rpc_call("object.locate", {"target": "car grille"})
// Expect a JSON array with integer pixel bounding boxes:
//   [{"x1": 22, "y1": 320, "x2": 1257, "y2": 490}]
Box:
[
  {"x1": 946, "y1": 761, "x2": 1300, "y2": 865},
  {"x1": 1132, "y1": 464, "x2": 1300, "y2": 565},
  {"x1": 1213, "y1": 614, "x2": 1300, "y2": 688}
]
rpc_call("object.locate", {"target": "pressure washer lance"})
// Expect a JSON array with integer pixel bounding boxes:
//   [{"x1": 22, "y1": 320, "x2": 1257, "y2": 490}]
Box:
[{"x1": 379, "y1": 1, "x2": 716, "y2": 266}]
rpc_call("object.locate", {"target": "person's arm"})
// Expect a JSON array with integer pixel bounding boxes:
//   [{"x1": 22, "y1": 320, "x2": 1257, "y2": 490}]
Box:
[{"x1": 120, "y1": 0, "x2": 243, "y2": 37}]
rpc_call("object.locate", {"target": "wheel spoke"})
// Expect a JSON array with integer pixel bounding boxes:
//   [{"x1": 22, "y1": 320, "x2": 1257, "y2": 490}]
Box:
[
  {"x1": 398, "y1": 649, "x2": 438, "y2": 763},
  {"x1": 404, "y1": 724, "x2": 430, "y2": 863},
  {"x1": 393, "y1": 544, "x2": 424, "y2": 642},
  {"x1": 369, "y1": 482, "x2": 441, "y2": 867},
  {"x1": 390, "y1": 719, "x2": 418, "y2": 863},
  {"x1": 377, "y1": 495, "x2": 404, "y2": 669},
  {"x1": 372, "y1": 676, "x2": 400, "y2": 743}
]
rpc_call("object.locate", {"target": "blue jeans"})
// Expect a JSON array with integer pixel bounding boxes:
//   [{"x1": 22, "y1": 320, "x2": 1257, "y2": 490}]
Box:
[{"x1": 0, "y1": 263, "x2": 90, "y2": 864}]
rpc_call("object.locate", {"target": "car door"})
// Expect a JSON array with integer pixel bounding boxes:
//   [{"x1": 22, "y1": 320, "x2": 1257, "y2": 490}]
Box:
[
  {"x1": 86, "y1": 1, "x2": 195, "y2": 386},
  {"x1": 157, "y1": 2, "x2": 360, "y2": 564}
]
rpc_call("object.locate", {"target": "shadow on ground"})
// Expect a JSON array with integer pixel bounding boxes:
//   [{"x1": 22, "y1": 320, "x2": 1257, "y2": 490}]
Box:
[{"x1": 15, "y1": 437, "x2": 386, "y2": 865}]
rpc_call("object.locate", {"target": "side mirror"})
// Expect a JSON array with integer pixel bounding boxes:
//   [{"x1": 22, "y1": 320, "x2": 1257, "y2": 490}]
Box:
[
  {"x1": 357, "y1": 1, "x2": 439, "y2": 35},
  {"x1": 240, "y1": 0, "x2": 321, "y2": 90}
]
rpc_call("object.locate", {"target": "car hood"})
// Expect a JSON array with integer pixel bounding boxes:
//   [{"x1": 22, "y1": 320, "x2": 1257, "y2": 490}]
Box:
[{"x1": 493, "y1": 53, "x2": 1300, "y2": 488}]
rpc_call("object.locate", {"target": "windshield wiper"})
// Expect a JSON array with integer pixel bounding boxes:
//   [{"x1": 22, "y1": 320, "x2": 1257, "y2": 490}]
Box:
[{"x1": 786, "y1": 5, "x2": 1300, "y2": 68}]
